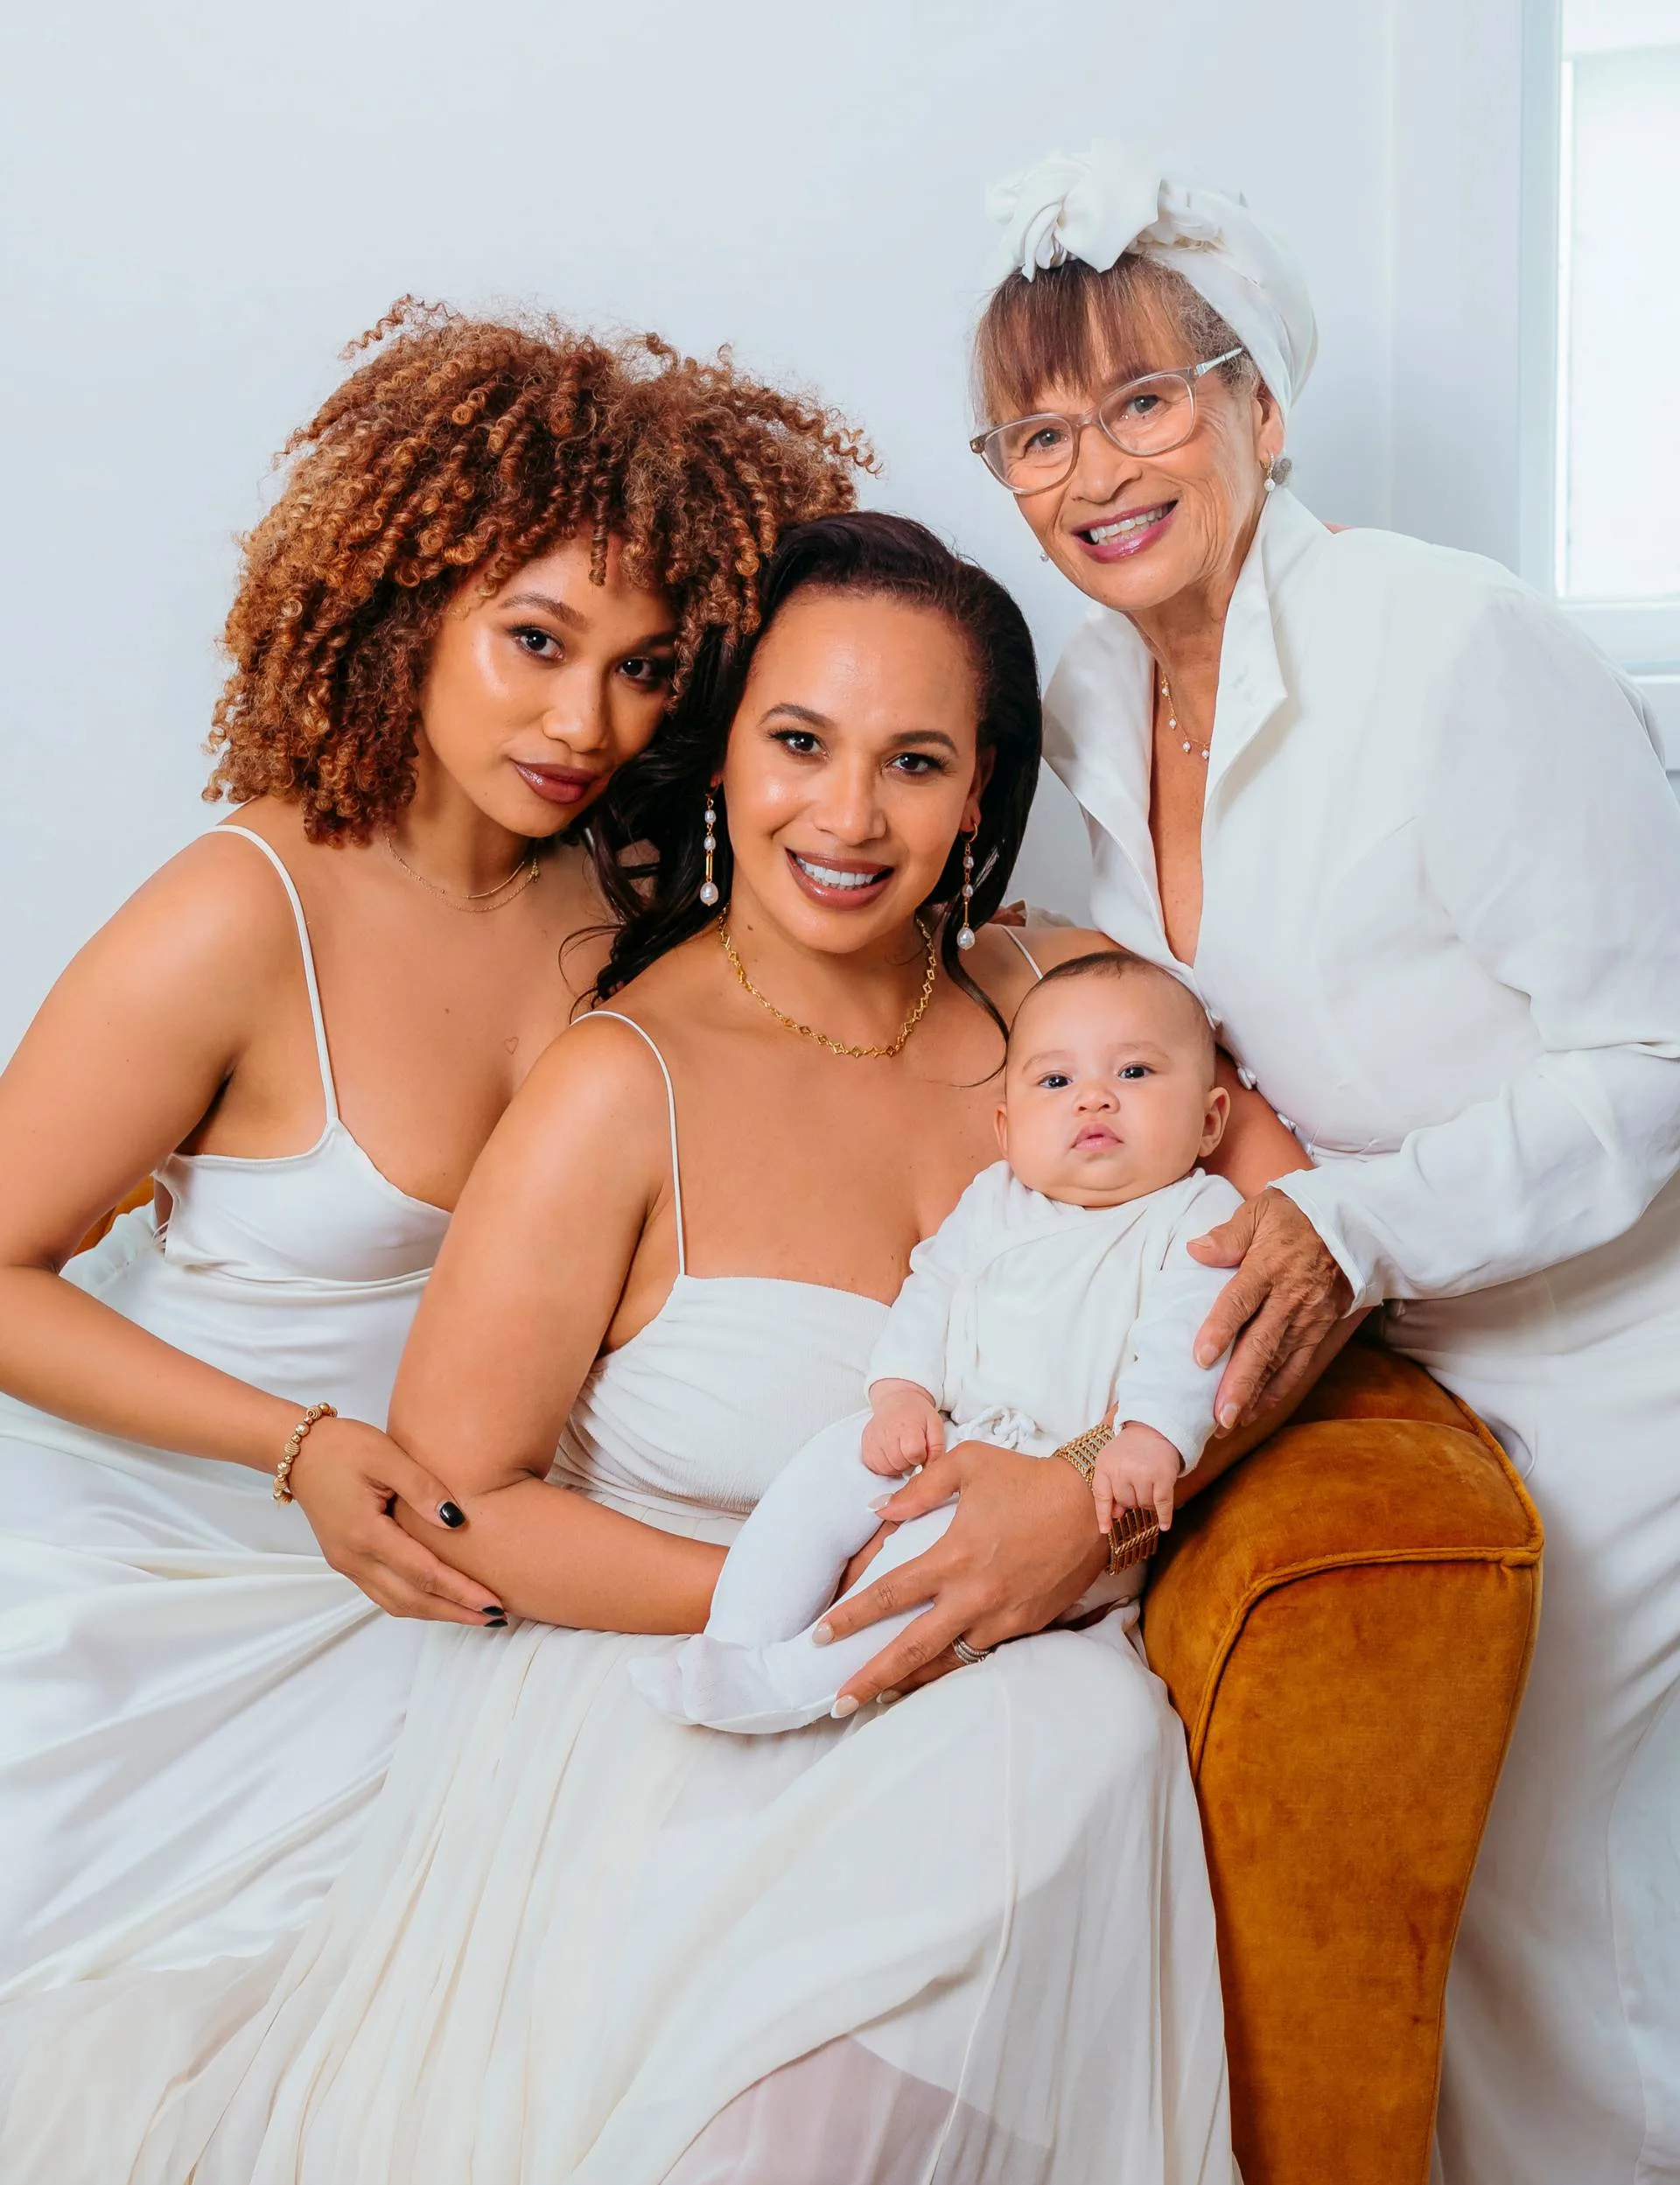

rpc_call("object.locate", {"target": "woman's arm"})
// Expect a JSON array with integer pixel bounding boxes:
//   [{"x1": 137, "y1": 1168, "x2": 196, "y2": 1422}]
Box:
[
  {"x1": 0, "y1": 841, "x2": 493, "y2": 1623},
  {"x1": 1204, "y1": 592, "x2": 1680, "y2": 1422},
  {"x1": 1278, "y1": 595, "x2": 1680, "y2": 1304},
  {"x1": 386, "y1": 1019, "x2": 726, "y2": 1632},
  {"x1": 0, "y1": 847, "x2": 293, "y2": 1457},
  {"x1": 1205, "y1": 1054, "x2": 1311, "y2": 1195}
]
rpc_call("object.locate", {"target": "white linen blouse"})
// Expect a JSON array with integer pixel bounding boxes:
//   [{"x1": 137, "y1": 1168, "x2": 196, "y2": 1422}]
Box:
[{"x1": 1042, "y1": 487, "x2": 1680, "y2": 1327}]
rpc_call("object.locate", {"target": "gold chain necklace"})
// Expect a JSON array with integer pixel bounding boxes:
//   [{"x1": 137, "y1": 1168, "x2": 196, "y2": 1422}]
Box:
[
  {"x1": 1159, "y1": 668, "x2": 1209, "y2": 762},
  {"x1": 718, "y1": 920, "x2": 938, "y2": 1061},
  {"x1": 382, "y1": 832, "x2": 540, "y2": 912}
]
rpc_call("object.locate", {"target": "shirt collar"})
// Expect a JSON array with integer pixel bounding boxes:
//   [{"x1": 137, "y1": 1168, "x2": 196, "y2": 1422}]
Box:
[
  {"x1": 1043, "y1": 487, "x2": 1326, "y2": 817},
  {"x1": 1205, "y1": 485, "x2": 1321, "y2": 792}
]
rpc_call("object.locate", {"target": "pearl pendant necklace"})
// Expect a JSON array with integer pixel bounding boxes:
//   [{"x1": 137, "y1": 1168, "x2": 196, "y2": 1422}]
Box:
[{"x1": 1160, "y1": 669, "x2": 1209, "y2": 762}]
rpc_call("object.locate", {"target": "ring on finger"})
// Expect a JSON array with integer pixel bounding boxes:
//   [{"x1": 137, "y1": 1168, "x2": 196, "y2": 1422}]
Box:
[{"x1": 951, "y1": 1635, "x2": 991, "y2": 1668}]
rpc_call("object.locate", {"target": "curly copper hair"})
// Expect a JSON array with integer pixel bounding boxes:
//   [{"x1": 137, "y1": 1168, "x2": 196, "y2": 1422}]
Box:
[{"x1": 206, "y1": 297, "x2": 874, "y2": 839}]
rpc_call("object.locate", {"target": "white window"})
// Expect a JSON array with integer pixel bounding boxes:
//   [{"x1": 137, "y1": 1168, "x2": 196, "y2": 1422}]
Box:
[
  {"x1": 1525, "y1": 0, "x2": 1680, "y2": 761},
  {"x1": 1555, "y1": 1, "x2": 1680, "y2": 611}
]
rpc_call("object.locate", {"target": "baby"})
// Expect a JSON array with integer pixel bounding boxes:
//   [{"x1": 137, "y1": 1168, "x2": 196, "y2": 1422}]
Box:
[{"x1": 632, "y1": 951, "x2": 1243, "y2": 1735}]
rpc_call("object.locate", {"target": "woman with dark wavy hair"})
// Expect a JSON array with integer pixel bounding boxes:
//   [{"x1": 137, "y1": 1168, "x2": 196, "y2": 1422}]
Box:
[
  {"x1": 0, "y1": 299, "x2": 866, "y2": 2013},
  {"x1": 24, "y1": 512, "x2": 1306, "y2": 2180},
  {"x1": 591, "y1": 509, "x2": 1042, "y2": 1020}
]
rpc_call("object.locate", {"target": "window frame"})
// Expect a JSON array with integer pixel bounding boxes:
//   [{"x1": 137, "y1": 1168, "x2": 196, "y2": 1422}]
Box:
[{"x1": 1520, "y1": 0, "x2": 1680, "y2": 756}]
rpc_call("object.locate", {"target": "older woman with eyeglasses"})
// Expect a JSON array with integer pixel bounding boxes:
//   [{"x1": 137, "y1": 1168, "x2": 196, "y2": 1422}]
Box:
[{"x1": 948, "y1": 140, "x2": 1680, "y2": 2185}]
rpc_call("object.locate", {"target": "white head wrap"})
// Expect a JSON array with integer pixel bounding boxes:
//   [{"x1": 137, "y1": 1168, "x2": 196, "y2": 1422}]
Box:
[{"x1": 985, "y1": 141, "x2": 1317, "y2": 417}]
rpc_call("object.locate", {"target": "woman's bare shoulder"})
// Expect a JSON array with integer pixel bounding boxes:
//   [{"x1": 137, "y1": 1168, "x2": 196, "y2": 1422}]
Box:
[
  {"x1": 1013, "y1": 923, "x2": 1115, "y2": 971},
  {"x1": 944, "y1": 922, "x2": 1116, "y2": 1025},
  {"x1": 0, "y1": 816, "x2": 319, "y2": 1262},
  {"x1": 43, "y1": 816, "x2": 308, "y2": 1033},
  {"x1": 494, "y1": 1004, "x2": 675, "y2": 1172},
  {"x1": 983, "y1": 921, "x2": 1116, "y2": 989},
  {"x1": 566, "y1": 928, "x2": 727, "y2": 1049}
]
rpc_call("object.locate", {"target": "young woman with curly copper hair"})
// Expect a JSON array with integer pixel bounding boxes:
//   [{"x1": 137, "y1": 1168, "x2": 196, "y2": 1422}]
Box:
[{"x1": 0, "y1": 298, "x2": 867, "y2": 1999}]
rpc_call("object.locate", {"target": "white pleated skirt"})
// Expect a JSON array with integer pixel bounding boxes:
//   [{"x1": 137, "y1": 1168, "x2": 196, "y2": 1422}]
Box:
[{"x1": 1, "y1": 1609, "x2": 1236, "y2": 2184}]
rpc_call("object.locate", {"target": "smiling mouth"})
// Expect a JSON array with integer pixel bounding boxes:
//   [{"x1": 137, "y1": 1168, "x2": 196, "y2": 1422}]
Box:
[
  {"x1": 787, "y1": 850, "x2": 892, "y2": 903},
  {"x1": 794, "y1": 847, "x2": 882, "y2": 891},
  {"x1": 1080, "y1": 501, "x2": 1177, "y2": 545}
]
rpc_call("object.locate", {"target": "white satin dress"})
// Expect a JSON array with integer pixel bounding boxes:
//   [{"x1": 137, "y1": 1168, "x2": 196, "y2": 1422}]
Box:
[
  {"x1": 0, "y1": 1012, "x2": 1239, "y2": 2185},
  {"x1": 0, "y1": 827, "x2": 442, "y2": 1995}
]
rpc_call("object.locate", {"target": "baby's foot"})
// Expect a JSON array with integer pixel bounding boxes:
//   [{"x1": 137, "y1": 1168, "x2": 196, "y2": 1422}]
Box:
[{"x1": 630, "y1": 1631, "x2": 843, "y2": 1734}]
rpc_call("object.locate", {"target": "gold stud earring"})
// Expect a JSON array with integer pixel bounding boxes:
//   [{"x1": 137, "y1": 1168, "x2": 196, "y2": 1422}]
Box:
[{"x1": 698, "y1": 791, "x2": 720, "y2": 907}]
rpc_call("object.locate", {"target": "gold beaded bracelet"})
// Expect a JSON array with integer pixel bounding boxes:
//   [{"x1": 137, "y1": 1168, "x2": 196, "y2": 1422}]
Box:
[
  {"x1": 1051, "y1": 1420, "x2": 1162, "y2": 1574},
  {"x1": 273, "y1": 1402, "x2": 338, "y2": 1504}
]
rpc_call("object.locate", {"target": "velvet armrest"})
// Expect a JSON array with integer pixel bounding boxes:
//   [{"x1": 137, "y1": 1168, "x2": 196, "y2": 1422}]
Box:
[{"x1": 1140, "y1": 1339, "x2": 1543, "y2": 2185}]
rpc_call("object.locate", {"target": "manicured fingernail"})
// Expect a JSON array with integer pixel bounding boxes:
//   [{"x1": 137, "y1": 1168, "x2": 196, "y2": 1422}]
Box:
[
  {"x1": 867, "y1": 1494, "x2": 896, "y2": 1512},
  {"x1": 877, "y1": 1690, "x2": 902, "y2": 1708},
  {"x1": 483, "y1": 1615, "x2": 508, "y2": 1629},
  {"x1": 438, "y1": 1502, "x2": 466, "y2": 1529},
  {"x1": 1218, "y1": 1404, "x2": 1240, "y2": 1429},
  {"x1": 812, "y1": 1621, "x2": 833, "y2": 1648},
  {"x1": 480, "y1": 1604, "x2": 502, "y2": 1617},
  {"x1": 831, "y1": 1695, "x2": 859, "y2": 1719}
]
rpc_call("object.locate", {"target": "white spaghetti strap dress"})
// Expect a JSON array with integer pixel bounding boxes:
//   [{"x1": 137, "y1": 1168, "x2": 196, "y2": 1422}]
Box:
[
  {"x1": 0, "y1": 1008, "x2": 1237, "y2": 2184},
  {"x1": 0, "y1": 826, "x2": 446, "y2": 1997}
]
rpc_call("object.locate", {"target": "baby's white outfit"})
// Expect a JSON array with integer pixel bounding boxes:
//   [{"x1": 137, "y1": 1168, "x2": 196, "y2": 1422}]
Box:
[{"x1": 633, "y1": 1159, "x2": 1242, "y2": 1733}]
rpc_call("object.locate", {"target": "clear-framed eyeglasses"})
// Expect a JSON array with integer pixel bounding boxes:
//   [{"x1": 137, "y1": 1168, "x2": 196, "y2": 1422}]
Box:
[{"x1": 970, "y1": 347, "x2": 1245, "y2": 494}]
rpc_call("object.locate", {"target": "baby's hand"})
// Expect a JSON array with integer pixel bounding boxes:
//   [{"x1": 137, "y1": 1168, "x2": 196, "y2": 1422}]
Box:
[
  {"x1": 1092, "y1": 1421, "x2": 1184, "y2": 1534},
  {"x1": 861, "y1": 1380, "x2": 945, "y2": 1477}
]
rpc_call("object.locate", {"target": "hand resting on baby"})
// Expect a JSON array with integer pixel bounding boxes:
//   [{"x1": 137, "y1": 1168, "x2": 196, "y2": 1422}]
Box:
[{"x1": 633, "y1": 953, "x2": 1239, "y2": 1733}]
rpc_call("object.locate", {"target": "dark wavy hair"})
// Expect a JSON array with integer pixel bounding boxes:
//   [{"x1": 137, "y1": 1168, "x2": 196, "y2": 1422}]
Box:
[{"x1": 589, "y1": 511, "x2": 1042, "y2": 1035}]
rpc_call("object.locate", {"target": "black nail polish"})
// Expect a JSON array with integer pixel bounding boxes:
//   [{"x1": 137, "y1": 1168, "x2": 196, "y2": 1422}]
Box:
[
  {"x1": 438, "y1": 1502, "x2": 466, "y2": 1529},
  {"x1": 483, "y1": 1614, "x2": 508, "y2": 1629}
]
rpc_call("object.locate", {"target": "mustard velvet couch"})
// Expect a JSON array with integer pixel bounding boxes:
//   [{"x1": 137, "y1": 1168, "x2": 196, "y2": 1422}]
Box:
[
  {"x1": 1142, "y1": 1336, "x2": 1542, "y2": 2184},
  {"x1": 79, "y1": 1193, "x2": 1540, "y2": 2179}
]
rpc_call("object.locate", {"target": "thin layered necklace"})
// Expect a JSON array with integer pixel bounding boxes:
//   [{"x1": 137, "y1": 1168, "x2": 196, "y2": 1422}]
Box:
[
  {"x1": 382, "y1": 832, "x2": 541, "y2": 912},
  {"x1": 1159, "y1": 668, "x2": 1210, "y2": 762}
]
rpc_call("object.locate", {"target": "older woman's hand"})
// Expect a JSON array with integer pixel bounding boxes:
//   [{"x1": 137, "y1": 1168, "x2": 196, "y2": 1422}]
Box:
[
  {"x1": 1187, "y1": 1187, "x2": 1352, "y2": 1428},
  {"x1": 816, "y1": 1439, "x2": 1108, "y2": 1709}
]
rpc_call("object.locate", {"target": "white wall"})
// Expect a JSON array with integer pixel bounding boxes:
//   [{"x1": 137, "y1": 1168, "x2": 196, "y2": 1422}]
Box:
[
  {"x1": 1, "y1": 0, "x2": 1407, "y2": 1058},
  {"x1": 1389, "y1": 0, "x2": 1530, "y2": 571}
]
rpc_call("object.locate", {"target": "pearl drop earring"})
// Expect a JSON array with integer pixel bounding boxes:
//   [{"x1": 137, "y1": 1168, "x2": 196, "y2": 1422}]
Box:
[
  {"x1": 956, "y1": 827, "x2": 977, "y2": 951},
  {"x1": 698, "y1": 791, "x2": 720, "y2": 907}
]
